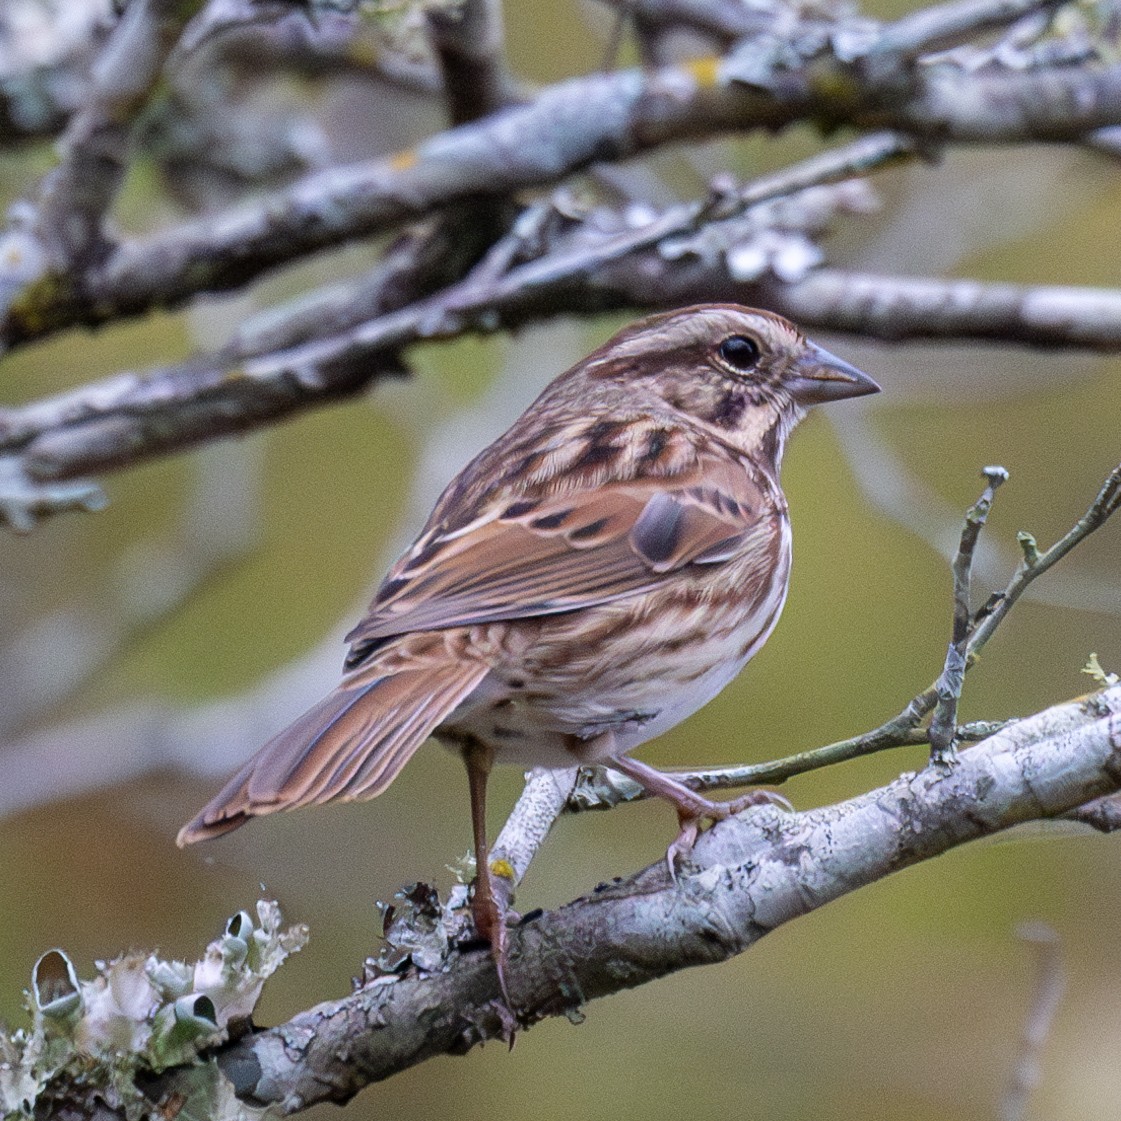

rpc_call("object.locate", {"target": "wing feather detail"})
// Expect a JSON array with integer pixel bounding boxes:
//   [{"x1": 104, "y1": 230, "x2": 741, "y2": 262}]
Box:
[{"x1": 346, "y1": 442, "x2": 776, "y2": 665}]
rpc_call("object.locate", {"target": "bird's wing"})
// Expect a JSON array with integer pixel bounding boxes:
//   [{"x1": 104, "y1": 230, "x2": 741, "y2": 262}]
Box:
[{"x1": 345, "y1": 445, "x2": 777, "y2": 665}]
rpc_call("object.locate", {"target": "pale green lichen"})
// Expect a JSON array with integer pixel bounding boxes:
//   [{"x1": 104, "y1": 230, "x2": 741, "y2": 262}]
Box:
[
  {"x1": 1083, "y1": 653, "x2": 1119, "y2": 689},
  {"x1": 1, "y1": 901, "x2": 307, "y2": 1119}
]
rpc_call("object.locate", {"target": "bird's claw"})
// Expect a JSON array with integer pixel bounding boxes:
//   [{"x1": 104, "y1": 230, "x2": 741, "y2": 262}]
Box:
[
  {"x1": 665, "y1": 816, "x2": 701, "y2": 881},
  {"x1": 664, "y1": 789, "x2": 791, "y2": 879}
]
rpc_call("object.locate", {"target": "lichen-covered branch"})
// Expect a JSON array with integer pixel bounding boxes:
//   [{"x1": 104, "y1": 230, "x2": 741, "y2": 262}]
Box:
[
  {"x1": 4, "y1": 19, "x2": 1121, "y2": 348},
  {"x1": 22, "y1": 685, "x2": 1121, "y2": 1119}
]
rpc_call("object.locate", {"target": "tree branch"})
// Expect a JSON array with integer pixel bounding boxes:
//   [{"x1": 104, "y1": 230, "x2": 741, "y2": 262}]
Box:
[
  {"x1": 0, "y1": 0, "x2": 206, "y2": 324},
  {"x1": 928, "y1": 465, "x2": 1007, "y2": 763},
  {"x1": 4, "y1": 24, "x2": 1121, "y2": 348},
  {"x1": 44, "y1": 684, "x2": 1115, "y2": 1118},
  {"x1": 480, "y1": 457, "x2": 1121, "y2": 887},
  {"x1": 6, "y1": 248, "x2": 1121, "y2": 523}
]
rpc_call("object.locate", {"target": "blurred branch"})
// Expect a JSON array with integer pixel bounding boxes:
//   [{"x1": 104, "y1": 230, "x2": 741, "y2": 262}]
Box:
[
  {"x1": 205, "y1": 13, "x2": 444, "y2": 93},
  {"x1": 7, "y1": 238, "x2": 1121, "y2": 519},
  {"x1": 0, "y1": 441, "x2": 261, "y2": 733},
  {"x1": 5, "y1": 116, "x2": 1121, "y2": 518},
  {"x1": 0, "y1": 132, "x2": 899, "y2": 510},
  {"x1": 427, "y1": 0, "x2": 514, "y2": 124},
  {"x1": 0, "y1": 457, "x2": 106, "y2": 531},
  {"x1": 604, "y1": 0, "x2": 1068, "y2": 57},
  {"x1": 999, "y1": 923, "x2": 1065, "y2": 1121},
  {"x1": 0, "y1": 0, "x2": 205, "y2": 290},
  {"x1": 4, "y1": 22, "x2": 1121, "y2": 347},
  {"x1": 24, "y1": 684, "x2": 1121, "y2": 1118},
  {"x1": 0, "y1": 0, "x2": 110, "y2": 146},
  {"x1": 1, "y1": 0, "x2": 1120, "y2": 533}
]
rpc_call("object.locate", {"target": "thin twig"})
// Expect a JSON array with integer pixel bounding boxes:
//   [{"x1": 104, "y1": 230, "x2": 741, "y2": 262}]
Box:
[
  {"x1": 564, "y1": 722, "x2": 1008, "y2": 813},
  {"x1": 969, "y1": 462, "x2": 1121, "y2": 656},
  {"x1": 745, "y1": 459, "x2": 1121, "y2": 783},
  {"x1": 929, "y1": 465, "x2": 1008, "y2": 764}
]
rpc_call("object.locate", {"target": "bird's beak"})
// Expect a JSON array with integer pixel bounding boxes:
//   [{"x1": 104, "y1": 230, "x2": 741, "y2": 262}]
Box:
[{"x1": 787, "y1": 343, "x2": 881, "y2": 405}]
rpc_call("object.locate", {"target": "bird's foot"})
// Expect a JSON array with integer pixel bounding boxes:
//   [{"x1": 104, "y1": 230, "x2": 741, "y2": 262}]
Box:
[
  {"x1": 664, "y1": 789, "x2": 791, "y2": 877},
  {"x1": 470, "y1": 866, "x2": 516, "y2": 1012}
]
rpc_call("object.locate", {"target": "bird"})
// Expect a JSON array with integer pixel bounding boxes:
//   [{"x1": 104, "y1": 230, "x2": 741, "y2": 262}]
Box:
[{"x1": 178, "y1": 304, "x2": 879, "y2": 988}]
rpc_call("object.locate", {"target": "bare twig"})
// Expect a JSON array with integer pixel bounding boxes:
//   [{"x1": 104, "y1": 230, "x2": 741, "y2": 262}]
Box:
[
  {"x1": 560, "y1": 720, "x2": 1011, "y2": 813},
  {"x1": 491, "y1": 766, "x2": 580, "y2": 896},
  {"x1": 929, "y1": 465, "x2": 1008, "y2": 764},
  {"x1": 536, "y1": 458, "x2": 1121, "y2": 824},
  {"x1": 484, "y1": 460, "x2": 1113, "y2": 887},
  {"x1": 970, "y1": 462, "x2": 1121, "y2": 654}
]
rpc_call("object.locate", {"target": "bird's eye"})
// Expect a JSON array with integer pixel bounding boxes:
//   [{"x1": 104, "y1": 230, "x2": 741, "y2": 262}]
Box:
[{"x1": 718, "y1": 335, "x2": 761, "y2": 372}]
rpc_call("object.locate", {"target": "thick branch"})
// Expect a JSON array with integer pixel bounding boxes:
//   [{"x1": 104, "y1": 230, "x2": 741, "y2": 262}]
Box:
[
  {"x1": 5, "y1": 262, "x2": 1121, "y2": 507},
  {"x1": 135, "y1": 686, "x2": 1121, "y2": 1115},
  {"x1": 5, "y1": 43, "x2": 1121, "y2": 347}
]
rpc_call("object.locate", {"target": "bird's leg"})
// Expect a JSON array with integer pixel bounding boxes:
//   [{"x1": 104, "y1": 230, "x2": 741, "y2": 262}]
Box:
[
  {"x1": 463, "y1": 739, "x2": 511, "y2": 1001},
  {"x1": 608, "y1": 753, "x2": 789, "y2": 874}
]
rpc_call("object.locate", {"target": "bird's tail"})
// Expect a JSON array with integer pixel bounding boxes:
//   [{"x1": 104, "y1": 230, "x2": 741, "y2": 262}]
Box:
[{"x1": 177, "y1": 652, "x2": 489, "y2": 845}]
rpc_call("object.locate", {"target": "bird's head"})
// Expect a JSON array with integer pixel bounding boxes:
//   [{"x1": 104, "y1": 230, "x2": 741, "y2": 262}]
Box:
[{"x1": 581, "y1": 303, "x2": 880, "y2": 463}]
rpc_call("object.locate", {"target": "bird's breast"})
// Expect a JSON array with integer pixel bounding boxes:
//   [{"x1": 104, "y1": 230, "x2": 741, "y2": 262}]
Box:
[{"x1": 437, "y1": 517, "x2": 792, "y2": 767}]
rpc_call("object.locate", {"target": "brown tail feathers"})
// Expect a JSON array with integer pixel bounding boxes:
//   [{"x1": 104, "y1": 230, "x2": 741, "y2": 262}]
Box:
[{"x1": 177, "y1": 656, "x2": 489, "y2": 845}]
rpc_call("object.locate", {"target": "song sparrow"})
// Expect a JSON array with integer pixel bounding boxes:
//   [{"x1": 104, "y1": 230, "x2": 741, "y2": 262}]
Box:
[{"x1": 178, "y1": 304, "x2": 879, "y2": 985}]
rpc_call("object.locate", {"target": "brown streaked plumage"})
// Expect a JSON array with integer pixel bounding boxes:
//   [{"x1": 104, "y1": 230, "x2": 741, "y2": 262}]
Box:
[{"x1": 178, "y1": 304, "x2": 879, "y2": 989}]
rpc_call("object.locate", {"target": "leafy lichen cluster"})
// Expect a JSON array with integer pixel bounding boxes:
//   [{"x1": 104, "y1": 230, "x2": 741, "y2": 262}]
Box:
[{"x1": 0, "y1": 901, "x2": 307, "y2": 1120}]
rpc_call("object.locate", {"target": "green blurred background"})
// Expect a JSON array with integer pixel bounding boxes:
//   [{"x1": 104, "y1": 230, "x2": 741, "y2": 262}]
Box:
[{"x1": 3, "y1": 1, "x2": 1121, "y2": 1118}]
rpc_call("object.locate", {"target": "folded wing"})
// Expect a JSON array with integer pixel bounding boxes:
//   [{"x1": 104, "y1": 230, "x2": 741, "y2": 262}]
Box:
[{"x1": 346, "y1": 445, "x2": 775, "y2": 665}]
